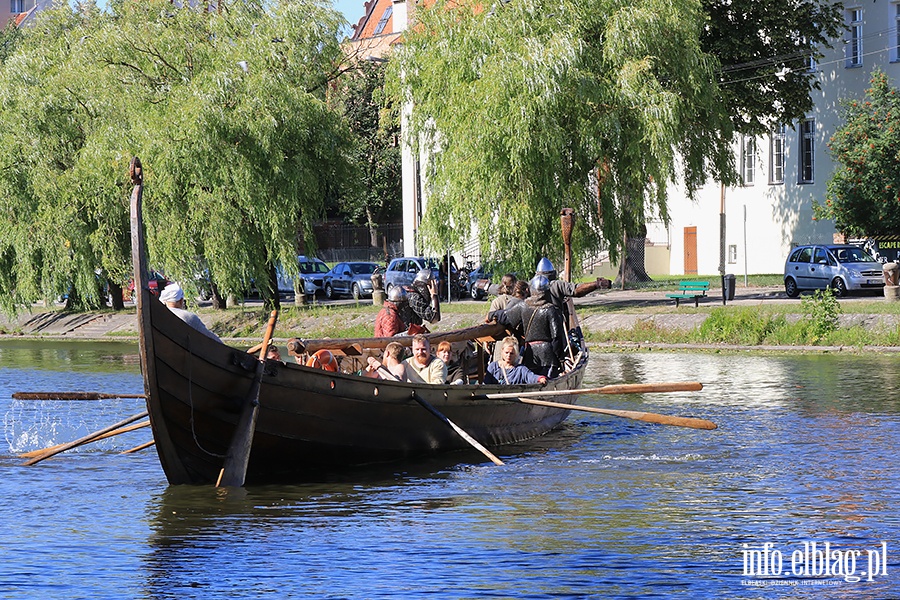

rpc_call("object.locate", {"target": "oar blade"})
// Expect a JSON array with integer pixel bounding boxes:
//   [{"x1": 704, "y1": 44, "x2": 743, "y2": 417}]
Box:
[{"x1": 217, "y1": 366, "x2": 263, "y2": 487}]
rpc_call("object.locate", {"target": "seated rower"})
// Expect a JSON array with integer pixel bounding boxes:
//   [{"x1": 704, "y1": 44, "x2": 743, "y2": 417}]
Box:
[
  {"x1": 484, "y1": 336, "x2": 547, "y2": 385},
  {"x1": 159, "y1": 283, "x2": 221, "y2": 342},
  {"x1": 436, "y1": 341, "x2": 465, "y2": 385},
  {"x1": 403, "y1": 334, "x2": 447, "y2": 384},
  {"x1": 366, "y1": 341, "x2": 407, "y2": 380}
]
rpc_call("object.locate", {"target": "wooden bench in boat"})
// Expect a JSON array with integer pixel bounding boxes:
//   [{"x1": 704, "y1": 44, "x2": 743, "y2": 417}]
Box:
[{"x1": 666, "y1": 281, "x2": 710, "y2": 307}]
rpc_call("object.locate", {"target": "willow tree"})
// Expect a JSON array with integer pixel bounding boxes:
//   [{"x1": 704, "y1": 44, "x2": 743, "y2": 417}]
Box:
[
  {"x1": 0, "y1": 5, "x2": 128, "y2": 312},
  {"x1": 0, "y1": 0, "x2": 356, "y2": 314},
  {"x1": 387, "y1": 0, "x2": 733, "y2": 279}
]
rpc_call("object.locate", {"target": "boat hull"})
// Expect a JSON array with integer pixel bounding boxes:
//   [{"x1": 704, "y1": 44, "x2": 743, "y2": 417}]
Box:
[{"x1": 138, "y1": 291, "x2": 586, "y2": 484}]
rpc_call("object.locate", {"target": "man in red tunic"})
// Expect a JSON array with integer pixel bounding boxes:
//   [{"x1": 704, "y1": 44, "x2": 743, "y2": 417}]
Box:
[{"x1": 374, "y1": 286, "x2": 408, "y2": 337}]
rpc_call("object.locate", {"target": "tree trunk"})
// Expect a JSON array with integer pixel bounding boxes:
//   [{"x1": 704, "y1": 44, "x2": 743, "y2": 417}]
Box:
[
  {"x1": 108, "y1": 282, "x2": 125, "y2": 311},
  {"x1": 616, "y1": 222, "x2": 652, "y2": 286},
  {"x1": 211, "y1": 283, "x2": 226, "y2": 310}
]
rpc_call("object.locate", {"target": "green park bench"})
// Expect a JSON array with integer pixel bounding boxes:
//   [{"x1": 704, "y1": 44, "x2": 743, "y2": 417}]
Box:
[{"x1": 666, "y1": 281, "x2": 710, "y2": 307}]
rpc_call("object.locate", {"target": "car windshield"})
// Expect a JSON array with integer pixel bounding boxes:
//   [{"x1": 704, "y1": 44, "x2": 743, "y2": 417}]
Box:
[
  {"x1": 830, "y1": 247, "x2": 877, "y2": 263},
  {"x1": 300, "y1": 261, "x2": 330, "y2": 274},
  {"x1": 350, "y1": 263, "x2": 377, "y2": 275}
]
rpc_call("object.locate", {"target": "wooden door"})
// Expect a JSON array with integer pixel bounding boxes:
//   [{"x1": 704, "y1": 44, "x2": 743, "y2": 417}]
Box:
[{"x1": 684, "y1": 227, "x2": 698, "y2": 274}]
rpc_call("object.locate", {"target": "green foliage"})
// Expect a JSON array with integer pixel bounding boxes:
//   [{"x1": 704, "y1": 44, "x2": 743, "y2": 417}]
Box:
[
  {"x1": 704, "y1": 0, "x2": 843, "y2": 136},
  {"x1": 0, "y1": 0, "x2": 355, "y2": 314},
  {"x1": 387, "y1": 0, "x2": 735, "y2": 277},
  {"x1": 798, "y1": 289, "x2": 841, "y2": 341},
  {"x1": 332, "y1": 62, "x2": 401, "y2": 231},
  {"x1": 695, "y1": 307, "x2": 787, "y2": 345},
  {"x1": 819, "y1": 69, "x2": 900, "y2": 236}
]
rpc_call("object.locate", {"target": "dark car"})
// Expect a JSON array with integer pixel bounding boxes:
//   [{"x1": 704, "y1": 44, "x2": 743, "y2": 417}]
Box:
[
  {"x1": 323, "y1": 262, "x2": 380, "y2": 300},
  {"x1": 783, "y1": 244, "x2": 885, "y2": 298},
  {"x1": 462, "y1": 264, "x2": 492, "y2": 300},
  {"x1": 384, "y1": 257, "x2": 441, "y2": 296}
]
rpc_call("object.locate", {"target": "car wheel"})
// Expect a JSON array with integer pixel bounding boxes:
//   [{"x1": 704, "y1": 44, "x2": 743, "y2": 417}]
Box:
[
  {"x1": 325, "y1": 283, "x2": 334, "y2": 300},
  {"x1": 470, "y1": 284, "x2": 480, "y2": 300},
  {"x1": 784, "y1": 277, "x2": 799, "y2": 298},
  {"x1": 352, "y1": 283, "x2": 361, "y2": 300},
  {"x1": 831, "y1": 278, "x2": 847, "y2": 298}
]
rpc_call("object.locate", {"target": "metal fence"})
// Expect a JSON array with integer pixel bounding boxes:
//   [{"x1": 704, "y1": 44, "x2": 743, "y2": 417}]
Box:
[{"x1": 313, "y1": 222, "x2": 404, "y2": 265}]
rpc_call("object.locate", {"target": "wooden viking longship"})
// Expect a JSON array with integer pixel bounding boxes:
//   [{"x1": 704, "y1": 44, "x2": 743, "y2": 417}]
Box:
[{"x1": 130, "y1": 159, "x2": 588, "y2": 485}]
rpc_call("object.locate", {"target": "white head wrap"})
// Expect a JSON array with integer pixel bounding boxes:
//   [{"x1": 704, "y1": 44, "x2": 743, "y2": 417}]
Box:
[{"x1": 159, "y1": 283, "x2": 184, "y2": 303}]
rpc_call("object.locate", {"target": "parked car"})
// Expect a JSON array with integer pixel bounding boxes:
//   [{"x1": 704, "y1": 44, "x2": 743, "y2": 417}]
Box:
[
  {"x1": 384, "y1": 257, "x2": 441, "y2": 295},
  {"x1": 276, "y1": 256, "x2": 330, "y2": 296},
  {"x1": 462, "y1": 264, "x2": 492, "y2": 300},
  {"x1": 783, "y1": 244, "x2": 885, "y2": 298},
  {"x1": 323, "y1": 261, "x2": 380, "y2": 300}
]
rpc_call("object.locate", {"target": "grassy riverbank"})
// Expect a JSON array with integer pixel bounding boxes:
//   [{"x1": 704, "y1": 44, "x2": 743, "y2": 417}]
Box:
[{"x1": 204, "y1": 288, "x2": 900, "y2": 348}]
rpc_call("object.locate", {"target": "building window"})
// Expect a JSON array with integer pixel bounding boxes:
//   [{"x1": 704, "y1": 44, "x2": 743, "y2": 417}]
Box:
[
  {"x1": 10, "y1": 0, "x2": 24, "y2": 12},
  {"x1": 373, "y1": 5, "x2": 392, "y2": 35},
  {"x1": 741, "y1": 136, "x2": 755, "y2": 185},
  {"x1": 894, "y1": 3, "x2": 900, "y2": 62},
  {"x1": 770, "y1": 124, "x2": 785, "y2": 184},
  {"x1": 799, "y1": 118, "x2": 815, "y2": 184},
  {"x1": 728, "y1": 245, "x2": 738, "y2": 264},
  {"x1": 846, "y1": 8, "x2": 863, "y2": 67}
]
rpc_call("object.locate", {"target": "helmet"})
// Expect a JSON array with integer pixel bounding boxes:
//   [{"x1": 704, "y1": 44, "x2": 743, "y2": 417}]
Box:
[
  {"x1": 535, "y1": 257, "x2": 557, "y2": 281},
  {"x1": 388, "y1": 286, "x2": 407, "y2": 303},
  {"x1": 414, "y1": 268, "x2": 433, "y2": 285},
  {"x1": 529, "y1": 274, "x2": 550, "y2": 295}
]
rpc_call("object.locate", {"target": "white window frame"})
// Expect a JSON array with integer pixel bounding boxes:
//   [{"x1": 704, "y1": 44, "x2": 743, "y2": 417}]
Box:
[
  {"x1": 741, "y1": 136, "x2": 756, "y2": 185},
  {"x1": 846, "y1": 8, "x2": 863, "y2": 68},
  {"x1": 769, "y1": 124, "x2": 785, "y2": 185},
  {"x1": 799, "y1": 118, "x2": 815, "y2": 184},
  {"x1": 10, "y1": 0, "x2": 24, "y2": 12}
]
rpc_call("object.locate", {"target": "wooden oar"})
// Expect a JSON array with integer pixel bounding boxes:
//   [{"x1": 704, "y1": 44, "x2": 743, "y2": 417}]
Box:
[
  {"x1": 23, "y1": 411, "x2": 150, "y2": 466},
  {"x1": 371, "y1": 363, "x2": 504, "y2": 466},
  {"x1": 18, "y1": 420, "x2": 150, "y2": 458},
  {"x1": 12, "y1": 392, "x2": 146, "y2": 401},
  {"x1": 217, "y1": 309, "x2": 278, "y2": 488},
  {"x1": 121, "y1": 440, "x2": 155, "y2": 454},
  {"x1": 481, "y1": 381, "x2": 703, "y2": 400},
  {"x1": 485, "y1": 396, "x2": 717, "y2": 430}
]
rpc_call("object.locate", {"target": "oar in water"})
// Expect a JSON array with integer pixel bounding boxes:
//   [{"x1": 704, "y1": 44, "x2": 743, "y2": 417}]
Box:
[
  {"x1": 121, "y1": 440, "x2": 155, "y2": 454},
  {"x1": 481, "y1": 382, "x2": 704, "y2": 400},
  {"x1": 12, "y1": 392, "x2": 146, "y2": 401},
  {"x1": 19, "y1": 420, "x2": 150, "y2": 459},
  {"x1": 23, "y1": 411, "x2": 150, "y2": 466},
  {"x1": 217, "y1": 309, "x2": 279, "y2": 488},
  {"x1": 479, "y1": 394, "x2": 717, "y2": 430}
]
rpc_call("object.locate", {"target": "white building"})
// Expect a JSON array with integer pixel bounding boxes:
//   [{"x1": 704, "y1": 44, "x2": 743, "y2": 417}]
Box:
[
  {"x1": 660, "y1": 3, "x2": 898, "y2": 277},
  {"x1": 359, "y1": 1, "x2": 894, "y2": 275}
]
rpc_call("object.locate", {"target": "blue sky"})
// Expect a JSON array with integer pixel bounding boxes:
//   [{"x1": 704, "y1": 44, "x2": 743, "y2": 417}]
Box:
[{"x1": 332, "y1": 0, "x2": 366, "y2": 27}]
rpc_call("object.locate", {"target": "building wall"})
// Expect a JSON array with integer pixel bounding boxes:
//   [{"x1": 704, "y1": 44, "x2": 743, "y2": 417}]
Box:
[{"x1": 666, "y1": 1, "x2": 899, "y2": 276}]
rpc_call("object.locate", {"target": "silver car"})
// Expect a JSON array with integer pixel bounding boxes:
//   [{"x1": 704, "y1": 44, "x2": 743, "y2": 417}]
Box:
[
  {"x1": 276, "y1": 255, "x2": 330, "y2": 296},
  {"x1": 784, "y1": 244, "x2": 885, "y2": 298}
]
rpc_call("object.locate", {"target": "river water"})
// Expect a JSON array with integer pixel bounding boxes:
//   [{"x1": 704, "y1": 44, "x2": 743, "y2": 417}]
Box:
[{"x1": 1, "y1": 339, "x2": 898, "y2": 598}]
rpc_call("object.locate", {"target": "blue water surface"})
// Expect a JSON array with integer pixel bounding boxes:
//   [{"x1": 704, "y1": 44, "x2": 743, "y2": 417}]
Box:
[{"x1": 1, "y1": 340, "x2": 898, "y2": 599}]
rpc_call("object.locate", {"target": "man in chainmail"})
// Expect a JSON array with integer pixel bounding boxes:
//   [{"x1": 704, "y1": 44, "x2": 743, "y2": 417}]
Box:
[{"x1": 492, "y1": 275, "x2": 565, "y2": 378}]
